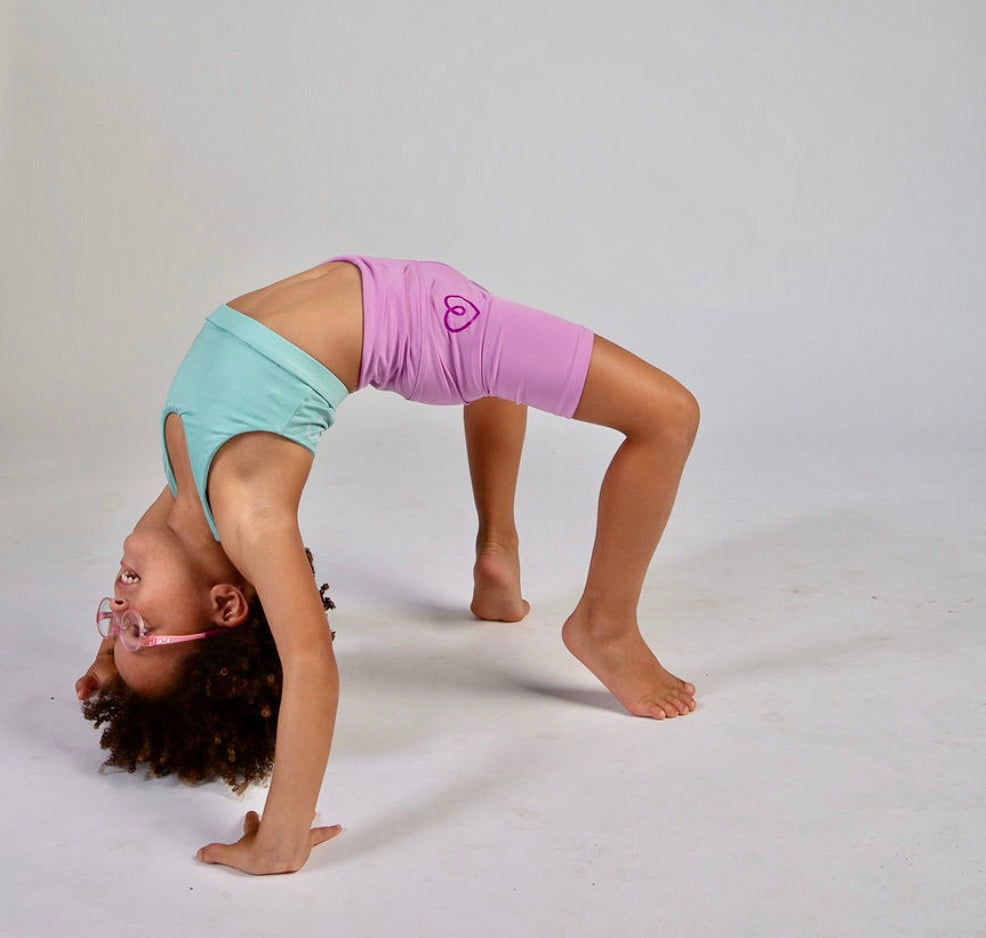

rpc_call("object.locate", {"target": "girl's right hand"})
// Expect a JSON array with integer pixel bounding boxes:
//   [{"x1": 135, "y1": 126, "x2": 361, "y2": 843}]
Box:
[
  {"x1": 75, "y1": 652, "x2": 117, "y2": 700},
  {"x1": 196, "y1": 810, "x2": 343, "y2": 875}
]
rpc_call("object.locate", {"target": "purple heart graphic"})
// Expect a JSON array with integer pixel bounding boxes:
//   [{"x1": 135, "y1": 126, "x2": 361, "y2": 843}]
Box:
[{"x1": 443, "y1": 294, "x2": 482, "y2": 333}]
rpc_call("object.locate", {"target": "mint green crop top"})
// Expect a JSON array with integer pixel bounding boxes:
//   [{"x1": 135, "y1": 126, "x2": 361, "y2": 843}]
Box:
[{"x1": 162, "y1": 305, "x2": 349, "y2": 540}]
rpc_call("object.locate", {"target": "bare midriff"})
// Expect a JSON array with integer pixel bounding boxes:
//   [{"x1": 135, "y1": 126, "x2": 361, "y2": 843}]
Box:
[{"x1": 227, "y1": 260, "x2": 364, "y2": 393}]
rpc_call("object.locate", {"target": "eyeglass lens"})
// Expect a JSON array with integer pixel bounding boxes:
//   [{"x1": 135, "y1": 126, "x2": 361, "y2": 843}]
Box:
[{"x1": 97, "y1": 599, "x2": 143, "y2": 651}]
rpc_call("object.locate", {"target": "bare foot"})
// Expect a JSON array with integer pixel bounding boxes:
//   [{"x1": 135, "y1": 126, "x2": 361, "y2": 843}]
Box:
[
  {"x1": 471, "y1": 543, "x2": 530, "y2": 622},
  {"x1": 562, "y1": 609, "x2": 696, "y2": 719}
]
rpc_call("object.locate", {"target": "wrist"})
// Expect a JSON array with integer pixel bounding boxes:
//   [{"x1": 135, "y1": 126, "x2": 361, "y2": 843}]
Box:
[{"x1": 253, "y1": 818, "x2": 312, "y2": 871}]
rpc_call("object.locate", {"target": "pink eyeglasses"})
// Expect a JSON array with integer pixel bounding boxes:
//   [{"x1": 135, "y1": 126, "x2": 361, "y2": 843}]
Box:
[{"x1": 96, "y1": 597, "x2": 233, "y2": 653}]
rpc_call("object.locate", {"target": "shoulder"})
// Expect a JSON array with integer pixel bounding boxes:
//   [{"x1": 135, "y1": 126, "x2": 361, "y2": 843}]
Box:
[{"x1": 208, "y1": 432, "x2": 315, "y2": 540}]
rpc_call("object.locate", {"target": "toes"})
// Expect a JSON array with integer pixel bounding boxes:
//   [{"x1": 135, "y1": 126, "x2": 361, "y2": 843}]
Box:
[
  {"x1": 641, "y1": 691, "x2": 696, "y2": 719},
  {"x1": 671, "y1": 692, "x2": 697, "y2": 715},
  {"x1": 663, "y1": 698, "x2": 685, "y2": 717},
  {"x1": 641, "y1": 698, "x2": 678, "y2": 719},
  {"x1": 670, "y1": 693, "x2": 692, "y2": 716}
]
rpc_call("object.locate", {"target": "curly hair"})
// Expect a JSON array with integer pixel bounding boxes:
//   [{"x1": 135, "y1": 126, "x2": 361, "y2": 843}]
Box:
[{"x1": 81, "y1": 550, "x2": 334, "y2": 795}]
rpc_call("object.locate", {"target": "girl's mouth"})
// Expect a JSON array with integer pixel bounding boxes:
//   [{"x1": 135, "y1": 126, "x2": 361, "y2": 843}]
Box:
[{"x1": 118, "y1": 564, "x2": 141, "y2": 586}]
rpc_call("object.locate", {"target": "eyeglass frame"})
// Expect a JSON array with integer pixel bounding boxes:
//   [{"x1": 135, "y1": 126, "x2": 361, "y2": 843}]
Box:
[{"x1": 96, "y1": 597, "x2": 235, "y2": 653}]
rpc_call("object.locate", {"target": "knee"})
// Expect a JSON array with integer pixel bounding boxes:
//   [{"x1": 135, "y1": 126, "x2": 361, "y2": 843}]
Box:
[
  {"x1": 675, "y1": 385, "x2": 701, "y2": 444},
  {"x1": 637, "y1": 381, "x2": 700, "y2": 452},
  {"x1": 666, "y1": 384, "x2": 700, "y2": 451}
]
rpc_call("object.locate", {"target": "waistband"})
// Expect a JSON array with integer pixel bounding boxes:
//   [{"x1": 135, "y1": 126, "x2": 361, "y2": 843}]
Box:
[{"x1": 322, "y1": 255, "x2": 380, "y2": 392}]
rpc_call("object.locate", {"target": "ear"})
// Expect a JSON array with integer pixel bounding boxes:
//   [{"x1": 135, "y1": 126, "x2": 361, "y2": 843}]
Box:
[{"x1": 207, "y1": 584, "x2": 253, "y2": 628}]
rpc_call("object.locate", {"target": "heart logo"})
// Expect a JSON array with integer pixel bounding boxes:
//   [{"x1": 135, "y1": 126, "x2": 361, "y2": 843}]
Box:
[{"x1": 443, "y1": 294, "x2": 482, "y2": 333}]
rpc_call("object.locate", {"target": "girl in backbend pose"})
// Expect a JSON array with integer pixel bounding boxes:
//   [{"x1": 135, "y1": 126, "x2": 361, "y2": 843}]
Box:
[{"x1": 76, "y1": 255, "x2": 699, "y2": 875}]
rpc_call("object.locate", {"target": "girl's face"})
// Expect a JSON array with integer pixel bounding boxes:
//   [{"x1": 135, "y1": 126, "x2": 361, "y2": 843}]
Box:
[{"x1": 110, "y1": 524, "x2": 245, "y2": 696}]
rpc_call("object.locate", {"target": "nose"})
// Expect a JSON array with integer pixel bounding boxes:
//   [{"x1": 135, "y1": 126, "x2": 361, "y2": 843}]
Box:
[{"x1": 110, "y1": 596, "x2": 130, "y2": 613}]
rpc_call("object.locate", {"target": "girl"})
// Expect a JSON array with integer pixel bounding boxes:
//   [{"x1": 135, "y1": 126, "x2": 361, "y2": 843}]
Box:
[{"x1": 75, "y1": 256, "x2": 699, "y2": 875}]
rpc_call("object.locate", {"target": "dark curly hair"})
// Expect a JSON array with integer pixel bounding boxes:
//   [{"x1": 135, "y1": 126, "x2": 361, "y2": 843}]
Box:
[{"x1": 81, "y1": 549, "x2": 334, "y2": 794}]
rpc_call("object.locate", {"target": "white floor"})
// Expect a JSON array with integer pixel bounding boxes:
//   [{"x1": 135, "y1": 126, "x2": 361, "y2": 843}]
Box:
[{"x1": 1, "y1": 407, "x2": 983, "y2": 937}]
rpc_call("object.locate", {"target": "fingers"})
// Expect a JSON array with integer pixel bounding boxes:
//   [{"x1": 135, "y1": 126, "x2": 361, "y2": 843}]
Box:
[
  {"x1": 311, "y1": 824, "x2": 343, "y2": 848},
  {"x1": 196, "y1": 841, "x2": 234, "y2": 866},
  {"x1": 196, "y1": 812, "x2": 259, "y2": 867},
  {"x1": 75, "y1": 675, "x2": 96, "y2": 701},
  {"x1": 242, "y1": 811, "x2": 261, "y2": 836},
  {"x1": 76, "y1": 657, "x2": 119, "y2": 700}
]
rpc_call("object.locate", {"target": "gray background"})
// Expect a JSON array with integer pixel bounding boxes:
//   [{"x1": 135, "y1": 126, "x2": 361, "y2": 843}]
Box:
[
  {"x1": 4, "y1": 0, "x2": 983, "y2": 455},
  {"x1": 1, "y1": 2, "x2": 984, "y2": 936}
]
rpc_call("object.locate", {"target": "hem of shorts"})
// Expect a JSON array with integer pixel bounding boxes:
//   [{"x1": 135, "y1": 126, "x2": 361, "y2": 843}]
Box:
[{"x1": 559, "y1": 327, "x2": 596, "y2": 419}]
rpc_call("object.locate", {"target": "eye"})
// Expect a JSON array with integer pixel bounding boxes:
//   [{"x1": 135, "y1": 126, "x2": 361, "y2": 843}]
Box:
[{"x1": 121, "y1": 612, "x2": 145, "y2": 640}]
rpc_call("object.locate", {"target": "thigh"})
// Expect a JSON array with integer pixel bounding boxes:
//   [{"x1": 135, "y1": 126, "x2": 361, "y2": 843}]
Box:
[
  {"x1": 476, "y1": 296, "x2": 594, "y2": 417},
  {"x1": 572, "y1": 335, "x2": 699, "y2": 437}
]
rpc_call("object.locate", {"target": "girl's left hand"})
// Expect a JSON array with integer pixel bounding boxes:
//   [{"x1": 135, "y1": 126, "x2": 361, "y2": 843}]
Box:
[
  {"x1": 75, "y1": 653, "x2": 118, "y2": 700},
  {"x1": 196, "y1": 811, "x2": 342, "y2": 875}
]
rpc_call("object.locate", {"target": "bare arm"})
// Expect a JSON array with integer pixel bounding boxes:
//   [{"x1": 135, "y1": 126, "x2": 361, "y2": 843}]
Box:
[{"x1": 196, "y1": 441, "x2": 342, "y2": 874}]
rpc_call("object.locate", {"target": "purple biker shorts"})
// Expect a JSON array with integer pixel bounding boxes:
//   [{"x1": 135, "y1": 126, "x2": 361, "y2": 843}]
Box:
[{"x1": 328, "y1": 256, "x2": 595, "y2": 418}]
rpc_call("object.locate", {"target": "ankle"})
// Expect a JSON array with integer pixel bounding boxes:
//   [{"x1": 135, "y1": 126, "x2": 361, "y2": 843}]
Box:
[
  {"x1": 567, "y1": 598, "x2": 639, "y2": 641},
  {"x1": 475, "y1": 529, "x2": 519, "y2": 555}
]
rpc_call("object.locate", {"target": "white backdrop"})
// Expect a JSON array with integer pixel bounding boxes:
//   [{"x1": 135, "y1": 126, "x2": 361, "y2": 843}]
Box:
[
  {"x1": 2, "y1": 5, "x2": 985, "y2": 934},
  {"x1": 3, "y1": 0, "x2": 984, "y2": 463}
]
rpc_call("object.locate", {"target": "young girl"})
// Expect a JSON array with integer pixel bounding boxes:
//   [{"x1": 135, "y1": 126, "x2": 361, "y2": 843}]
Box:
[{"x1": 75, "y1": 256, "x2": 699, "y2": 875}]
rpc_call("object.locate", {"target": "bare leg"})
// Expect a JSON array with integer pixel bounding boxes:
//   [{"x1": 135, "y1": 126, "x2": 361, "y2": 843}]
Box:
[
  {"x1": 463, "y1": 397, "x2": 531, "y2": 622},
  {"x1": 562, "y1": 336, "x2": 700, "y2": 719}
]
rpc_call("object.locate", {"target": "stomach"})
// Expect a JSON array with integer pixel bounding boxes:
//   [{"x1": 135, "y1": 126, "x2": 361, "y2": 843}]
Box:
[{"x1": 227, "y1": 260, "x2": 364, "y2": 392}]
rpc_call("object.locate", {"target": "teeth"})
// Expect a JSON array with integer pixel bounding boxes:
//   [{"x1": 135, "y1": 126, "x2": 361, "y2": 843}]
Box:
[{"x1": 120, "y1": 570, "x2": 140, "y2": 584}]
